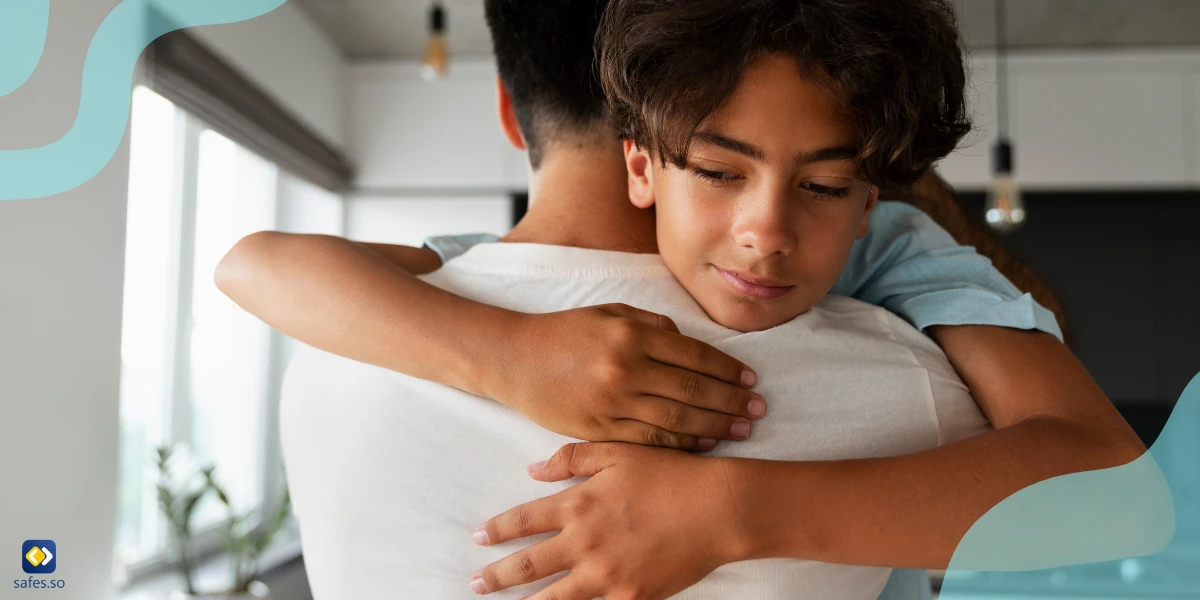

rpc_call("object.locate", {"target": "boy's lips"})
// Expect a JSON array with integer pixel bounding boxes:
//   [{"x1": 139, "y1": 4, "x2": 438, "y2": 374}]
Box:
[{"x1": 713, "y1": 266, "x2": 795, "y2": 299}]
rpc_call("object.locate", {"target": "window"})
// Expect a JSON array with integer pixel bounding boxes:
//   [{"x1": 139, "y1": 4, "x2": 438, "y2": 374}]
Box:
[
  {"x1": 114, "y1": 86, "x2": 344, "y2": 578},
  {"x1": 187, "y1": 130, "x2": 277, "y2": 528}
]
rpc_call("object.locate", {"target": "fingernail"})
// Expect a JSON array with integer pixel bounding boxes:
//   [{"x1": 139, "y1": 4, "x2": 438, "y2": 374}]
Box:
[
  {"x1": 698, "y1": 437, "x2": 717, "y2": 450},
  {"x1": 741, "y1": 368, "x2": 757, "y2": 388},
  {"x1": 470, "y1": 577, "x2": 488, "y2": 594},
  {"x1": 527, "y1": 460, "x2": 548, "y2": 474},
  {"x1": 747, "y1": 395, "x2": 767, "y2": 418},
  {"x1": 473, "y1": 528, "x2": 490, "y2": 545},
  {"x1": 731, "y1": 420, "x2": 751, "y2": 439}
]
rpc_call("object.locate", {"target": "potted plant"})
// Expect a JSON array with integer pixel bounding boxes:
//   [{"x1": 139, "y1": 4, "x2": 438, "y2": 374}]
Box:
[{"x1": 155, "y1": 445, "x2": 292, "y2": 599}]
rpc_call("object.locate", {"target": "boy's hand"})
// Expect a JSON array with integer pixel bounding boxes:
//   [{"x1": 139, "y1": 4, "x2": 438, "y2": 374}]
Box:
[
  {"x1": 494, "y1": 303, "x2": 765, "y2": 451},
  {"x1": 468, "y1": 442, "x2": 748, "y2": 599}
]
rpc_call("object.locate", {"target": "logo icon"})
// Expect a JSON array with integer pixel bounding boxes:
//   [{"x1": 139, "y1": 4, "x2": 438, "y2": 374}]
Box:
[{"x1": 22, "y1": 540, "x2": 55, "y2": 574}]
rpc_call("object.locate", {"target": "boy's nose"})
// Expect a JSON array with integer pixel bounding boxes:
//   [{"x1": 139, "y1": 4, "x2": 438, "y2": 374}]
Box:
[{"x1": 733, "y1": 190, "x2": 798, "y2": 258}]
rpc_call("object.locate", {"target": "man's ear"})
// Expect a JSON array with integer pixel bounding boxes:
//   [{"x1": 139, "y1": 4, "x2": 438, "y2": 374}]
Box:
[
  {"x1": 624, "y1": 139, "x2": 656, "y2": 209},
  {"x1": 857, "y1": 186, "x2": 880, "y2": 239},
  {"x1": 496, "y1": 78, "x2": 526, "y2": 151}
]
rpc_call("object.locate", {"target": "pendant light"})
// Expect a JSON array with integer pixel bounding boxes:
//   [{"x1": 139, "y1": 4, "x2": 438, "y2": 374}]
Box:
[
  {"x1": 985, "y1": 0, "x2": 1025, "y2": 232},
  {"x1": 421, "y1": 2, "x2": 449, "y2": 81}
]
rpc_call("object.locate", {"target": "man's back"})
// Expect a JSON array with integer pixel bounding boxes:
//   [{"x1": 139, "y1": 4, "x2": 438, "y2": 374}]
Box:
[{"x1": 281, "y1": 243, "x2": 989, "y2": 599}]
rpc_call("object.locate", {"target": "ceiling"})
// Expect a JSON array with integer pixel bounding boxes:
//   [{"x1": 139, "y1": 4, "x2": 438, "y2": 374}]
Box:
[
  {"x1": 293, "y1": 0, "x2": 494, "y2": 59},
  {"x1": 292, "y1": 0, "x2": 1200, "y2": 59}
]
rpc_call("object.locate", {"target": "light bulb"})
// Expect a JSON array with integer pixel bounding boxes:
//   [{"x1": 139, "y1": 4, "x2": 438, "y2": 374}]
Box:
[
  {"x1": 986, "y1": 173, "x2": 1025, "y2": 232},
  {"x1": 421, "y1": 35, "x2": 448, "y2": 80},
  {"x1": 985, "y1": 140, "x2": 1025, "y2": 233},
  {"x1": 420, "y1": 3, "x2": 449, "y2": 81}
]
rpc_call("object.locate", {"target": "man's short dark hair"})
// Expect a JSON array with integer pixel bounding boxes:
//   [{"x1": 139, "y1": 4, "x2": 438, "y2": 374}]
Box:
[
  {"x1": 484, "y1": 0, "x2": 610, "y2": 168},
  {"x1": 600, "y1": 0, "x2": 973, "y2": 189}
]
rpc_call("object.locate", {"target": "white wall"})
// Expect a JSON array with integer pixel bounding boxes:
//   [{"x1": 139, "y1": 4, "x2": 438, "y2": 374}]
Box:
[
  {"x1": 0, "y1": 1, "x2": 127, "y2": 598},
  {"x1": 345, "y1": 58, "x2": 523, "y2": 249},
  {"x1": 192, "y1": 2, "x2": 348, "y2": 152},
  {"x1": 347, "y1": 194, "x2": 512, "y2": 246},
  {"x1": 348, "y1": 59, "x2": 529, "y2": 191}
]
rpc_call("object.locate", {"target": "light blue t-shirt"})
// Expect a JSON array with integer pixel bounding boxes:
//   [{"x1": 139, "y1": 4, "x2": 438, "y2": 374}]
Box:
[{"x1": 423, "y1": 200, "x2": 1062, "y2": 600}]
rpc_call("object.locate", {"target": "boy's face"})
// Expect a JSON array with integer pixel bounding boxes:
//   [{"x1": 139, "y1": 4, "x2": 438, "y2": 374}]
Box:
[{"x1": 626, "y1": 54, "x2": 879, "y2": 332}]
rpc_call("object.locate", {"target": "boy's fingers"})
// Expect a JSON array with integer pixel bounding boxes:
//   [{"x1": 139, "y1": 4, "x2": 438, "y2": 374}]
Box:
[
  {"x1": 474, "y1": 494, "x2": 561, "y2": 546},
  {"x1": 644, "y1": 329, "x2": 757, "y2": 389},
  {"x1": 629, "y1": 397, "x2": 749, "y2": 442},
  {"x1": 642, "y1": 363, "x2": 766, "y2": 420},
  {"x1": 469, "y1": 538, "x2": 571, "y2": 595},
  {"x1": 525, "y1": 442, "x2": 625, "y2": 482},
  {"x1": 608, "y1": 418, "x2": 711, "y2": 451},
  {"x1": 520, "y1": 573, "x2": 593, "y2": 600},
  {"x1": 601, "y1": 303, "x2": 681, "y2": 334}
]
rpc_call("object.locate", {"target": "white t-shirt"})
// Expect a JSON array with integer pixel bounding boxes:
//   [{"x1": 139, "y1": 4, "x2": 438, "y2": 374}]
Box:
[{"x1": 281, "y1": 243, "x2": 990, "y2": 600}]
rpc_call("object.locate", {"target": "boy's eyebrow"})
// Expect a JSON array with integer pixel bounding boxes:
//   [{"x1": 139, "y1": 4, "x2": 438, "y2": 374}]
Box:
[
  {"x1": 693, "y1": 131, "x2": 765, "y2": 161},
  {"x1": 692, "y1": 131, "x2": 860, "y2": 167},
  {"x1": 793, "y1": 145, "x2": 860, "y2": 167}
]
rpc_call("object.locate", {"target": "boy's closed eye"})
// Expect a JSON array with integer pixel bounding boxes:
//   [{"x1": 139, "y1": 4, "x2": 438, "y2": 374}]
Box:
[
  {"x1": 690, "y1": 166, "x2": 743, "y2": 185},
  {"x1": 688, "y1": 165, "x2": 854, "y2": 200}
]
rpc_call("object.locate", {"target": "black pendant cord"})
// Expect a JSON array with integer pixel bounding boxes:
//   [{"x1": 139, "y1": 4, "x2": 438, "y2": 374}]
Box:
[
  {"x1": 430, "y1": 2, "x2": 446, "y2": 35},
  {"x1": 994, "y1": 0, "x2": 1009, "y2": 141}
]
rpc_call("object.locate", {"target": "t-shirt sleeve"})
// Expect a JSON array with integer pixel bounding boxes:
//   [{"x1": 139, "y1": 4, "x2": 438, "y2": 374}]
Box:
[
  {"x1": 831, "y1": 201, "x2": 1063, "y2": 341},
  {"x1": 422, "y1": 233, "x2": 501, "y2": 264}
]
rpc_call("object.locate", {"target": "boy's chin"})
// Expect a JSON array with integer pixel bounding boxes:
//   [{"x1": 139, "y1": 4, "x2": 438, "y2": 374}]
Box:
[{"x1": 704, "y1": 298, "x2": 809, "y2": 333}]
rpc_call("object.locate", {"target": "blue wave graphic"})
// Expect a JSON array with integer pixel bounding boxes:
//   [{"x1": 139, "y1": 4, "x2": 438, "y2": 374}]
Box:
[
  {"x1": 0, "y1": 0, "x2": 50, "y2": 97},
  {"x1": 0, "y1": 0, "x2": 286, "y2": 201},
  {"x1": 941, "y1": 372, "x2": 1200, "y2": 598}
]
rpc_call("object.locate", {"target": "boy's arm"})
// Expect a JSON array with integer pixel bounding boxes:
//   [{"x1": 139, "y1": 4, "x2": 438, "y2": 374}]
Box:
[
  {"x1": 357, "y1": 241, "x2": 446, "y2": 275},
  {"x1": 216, "y1": 232, "x2": 761, "y2": 450},
  {"x1": 217, "y1": 232, "x2": 490, "y2": 394},
  {"x1": 733, "y1": 325, "x2": 1151, "y2": 568},
  {"x1": 468, "y1": 328, "x2": 1158, "y2": 598}
]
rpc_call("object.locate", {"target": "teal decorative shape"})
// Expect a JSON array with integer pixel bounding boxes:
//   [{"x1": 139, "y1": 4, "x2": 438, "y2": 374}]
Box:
[
  {"x1": 941, "y1": 372, "x2": 1200, "y2": 597},
  {"x1": 0, "y1": 0, "x2": 287, "y2": 201},
  {"x1": 0, "y1": 0, "x2": 50, "y2": 97}
]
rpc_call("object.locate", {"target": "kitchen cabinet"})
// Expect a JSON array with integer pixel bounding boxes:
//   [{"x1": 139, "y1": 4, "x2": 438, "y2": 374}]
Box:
[
  {"x1": 1010, "y1": 56, "x2": 1188, "y2": 189},
  {"x1": 939, "y1": 51, "x2": 1198, "y2": 191},
  {"x1": 1190, "y1": 73, "x2": 1200, "y2": 185},
  {"x1": 349, "y1": 60, "x2": 528, "y2": 191},
  {"x1": 935, "y1": 56, "x2": 999, "y2": 189}
]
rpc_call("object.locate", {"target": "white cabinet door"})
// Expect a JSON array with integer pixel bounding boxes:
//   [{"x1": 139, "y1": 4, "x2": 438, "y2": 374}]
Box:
[
  {"x1": 1189, "y1": 73, "x2": 1200, "y2": 186},
  {"x1": 350, "y1": 62, "x2": 512, "y2": 190},
  {"x1": 937, "y1": 55, "x2": 999, "y2": 189},
  {"x1": 1010, "y1": 57, "x2": 1188, "y2": 188}
]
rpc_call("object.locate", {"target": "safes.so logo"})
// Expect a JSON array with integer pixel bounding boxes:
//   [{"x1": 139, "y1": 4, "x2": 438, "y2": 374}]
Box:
[{"x1": 22, "y1": 541, "x2": 55, "y2": 574}]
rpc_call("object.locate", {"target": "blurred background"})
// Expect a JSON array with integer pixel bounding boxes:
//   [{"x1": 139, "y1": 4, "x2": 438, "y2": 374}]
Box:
[{"x1": 1, "y1": 1, "x2": 1197, "y2": 599}]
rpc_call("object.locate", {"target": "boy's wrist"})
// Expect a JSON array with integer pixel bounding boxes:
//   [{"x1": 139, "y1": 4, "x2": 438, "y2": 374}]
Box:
[
  {"x1": 466, "y1": 306, "x2": 533, "y2": 406},
  {"x1": 722, "y1": 459, "x2": 821, "y2": 564},
  {"x1": 717, "y1": 458, "x2": 773, "y2": 564}
]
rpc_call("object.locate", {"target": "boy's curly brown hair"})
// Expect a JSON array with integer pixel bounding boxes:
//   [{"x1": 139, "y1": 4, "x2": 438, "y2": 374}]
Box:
[{"x1": 599, "y1": 0, "x2": 972, "y2": 189}]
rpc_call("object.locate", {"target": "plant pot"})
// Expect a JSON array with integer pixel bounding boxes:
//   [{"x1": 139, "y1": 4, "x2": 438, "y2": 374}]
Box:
[{"x1": 169, "y1": 581, "x2": 269, "y2": 599}]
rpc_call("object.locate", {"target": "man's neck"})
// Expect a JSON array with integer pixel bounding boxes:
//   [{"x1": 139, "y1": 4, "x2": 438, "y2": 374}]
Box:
[{"x1": 501, "y1": 143, "x2": 658, "y2": 254}]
